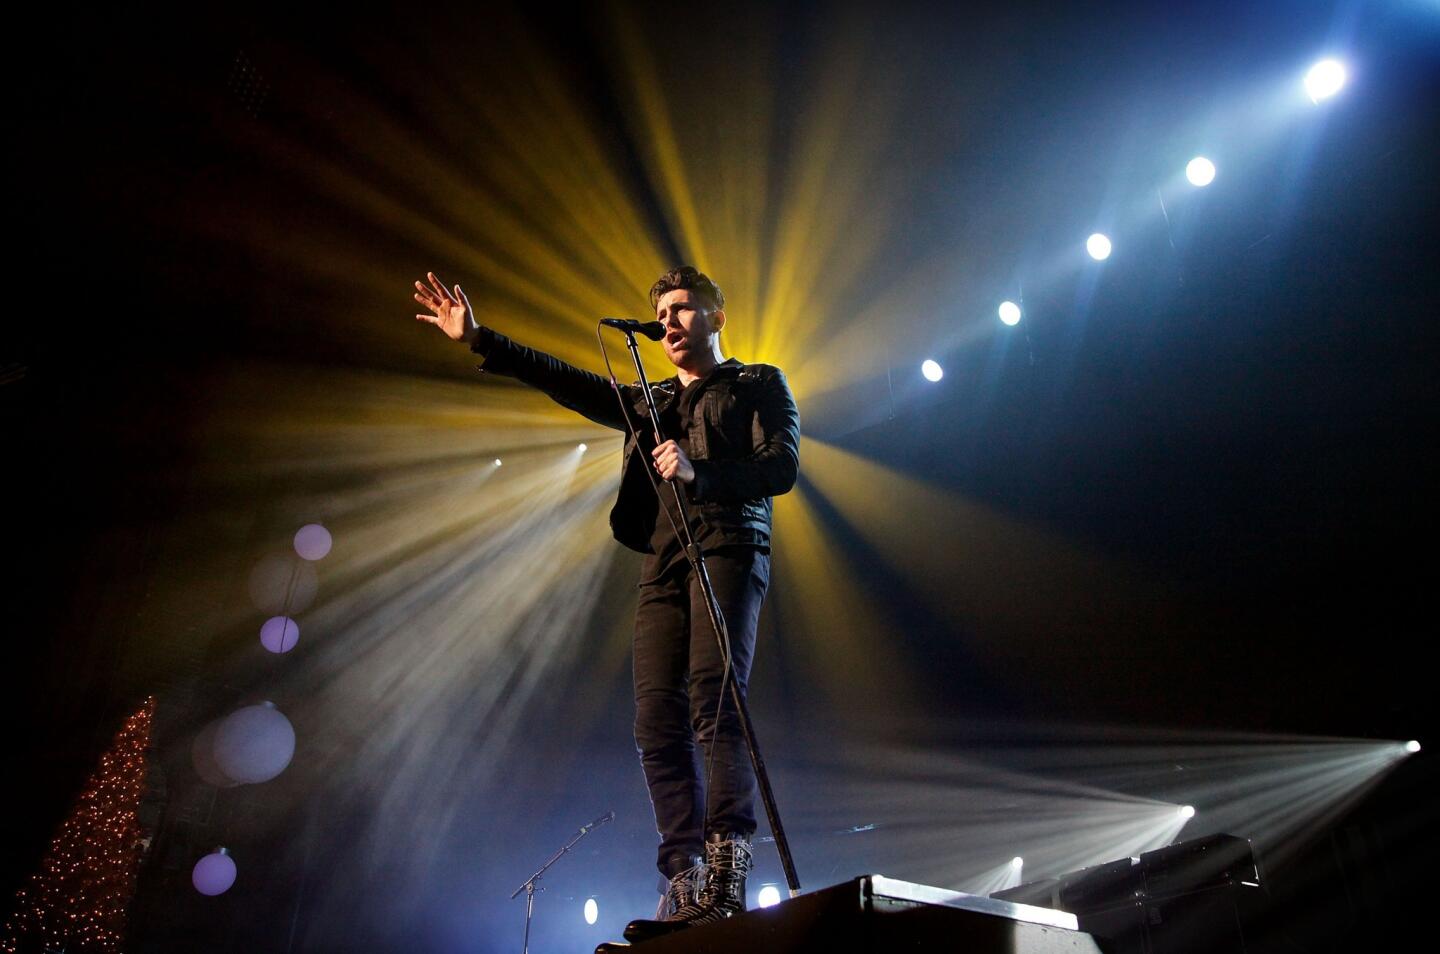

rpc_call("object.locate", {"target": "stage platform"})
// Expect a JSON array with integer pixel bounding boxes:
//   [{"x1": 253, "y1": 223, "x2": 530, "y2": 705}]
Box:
[{"x1": 602, "y1": 874, "x2": 1105, "y2": 953}]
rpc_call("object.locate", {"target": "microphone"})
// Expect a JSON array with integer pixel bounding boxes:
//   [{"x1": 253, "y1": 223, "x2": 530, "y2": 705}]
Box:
[
  {"x1": 600, "y1": 318, "x2": 665, "y2": 341},
  {"x1": 580, "y1": 810, "x2": 616, "y2": 832}
]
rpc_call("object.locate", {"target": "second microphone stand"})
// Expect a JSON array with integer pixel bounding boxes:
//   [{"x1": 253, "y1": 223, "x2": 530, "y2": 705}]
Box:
[
  {"x1": 510, "y1": 812, "x2": 613, "y2": 954},
  {"x1": 615, "y1": 330, "x2": 801, "y2": 899}
]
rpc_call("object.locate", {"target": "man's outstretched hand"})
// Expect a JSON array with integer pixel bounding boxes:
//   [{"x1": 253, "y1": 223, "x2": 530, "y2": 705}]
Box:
[{"x1": 414, "y1": 272, "x2": 478, "y2": 344}]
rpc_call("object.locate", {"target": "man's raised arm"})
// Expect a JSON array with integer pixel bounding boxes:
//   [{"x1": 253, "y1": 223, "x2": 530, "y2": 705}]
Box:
[{"x1": 413, "y1": 271, "x2": 634, "y2": 433}]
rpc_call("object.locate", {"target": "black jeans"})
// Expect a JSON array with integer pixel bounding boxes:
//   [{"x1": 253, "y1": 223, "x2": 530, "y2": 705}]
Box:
[{"x1": 632, "y1": 546, "x2": 770, "y2": 878}]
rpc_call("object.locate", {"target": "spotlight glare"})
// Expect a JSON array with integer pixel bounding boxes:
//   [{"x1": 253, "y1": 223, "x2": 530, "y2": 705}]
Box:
[
  {"x1": 1405, "y1": 740, "x2": 1421, "y2": 753},
  {"x1": 1011, "y1": 856, "x2": 1024, "y2": 868},
  {"x1": 493, "y1": 458, "x2": 502, "y2": 467},
  {"x1": 1305, "y1": 59, "x2": 1346, "y2": 103},
  {"x1": 1185, "y1": 156, "x2": 1216, "y2": 187},
  {"x1": 757, "y1": 885, "x2": 781, "y2": 908},
  {"x1": 1178, "y1": 805, "x2": 1196, "y2": 819},
  {"x1": 921, "y1": 359, "x2": 943, "y2": 382},
  {"x1": 584, "y1": 897, "x2": 598, "y2": 925},
  {"x1": 577, "y1": 443, "x2": 588, "y2": 453},
  {"x1": 998, "y1": 301, "x2": 1022, "y2": 326},
  {"x1": 1086, "y1": 233, "x2": 1112, "y2": 261}
]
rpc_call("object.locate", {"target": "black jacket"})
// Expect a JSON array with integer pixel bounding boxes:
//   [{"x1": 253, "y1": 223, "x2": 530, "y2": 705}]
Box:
[{"x1": 471, "y1": 327, "x2": 800, "y2": 554}]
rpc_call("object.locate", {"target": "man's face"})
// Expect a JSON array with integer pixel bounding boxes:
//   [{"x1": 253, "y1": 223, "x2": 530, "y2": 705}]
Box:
[{"x1": 656, "y1": 288, "x2": 723, "y2": 368}]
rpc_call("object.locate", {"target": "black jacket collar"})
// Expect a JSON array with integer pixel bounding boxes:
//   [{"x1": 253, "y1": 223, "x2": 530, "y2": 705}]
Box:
[{"x1": 650, "y1": 357, "x2": 744, "y2": 398}]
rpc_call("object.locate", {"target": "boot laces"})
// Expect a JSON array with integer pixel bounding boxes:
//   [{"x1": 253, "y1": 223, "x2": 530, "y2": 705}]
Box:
[
  {"x1": 696, "y1": 836, "x2": 753, "y2": 907},
  {"x1": 656, "y1": 862, "x2": 705, "y2": 919}
]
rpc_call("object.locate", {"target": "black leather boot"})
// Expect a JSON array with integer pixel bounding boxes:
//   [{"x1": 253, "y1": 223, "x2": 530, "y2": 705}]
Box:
[
  {"x1": 682, "y1": 832, "x2": 754, "y2": 926},
  {"x1": 624, "y1": 833, "x2": 753, "y2": 940},
  {"x1": 621, "y1": 859, "x2": 704, "y2": 942}
]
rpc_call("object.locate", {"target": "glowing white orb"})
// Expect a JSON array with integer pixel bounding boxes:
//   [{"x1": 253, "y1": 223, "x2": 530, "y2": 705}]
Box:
[
  {"x1": 259, "y1": 616, "x2": 299, "y2": 654},
  {"x1": 998, "y1": 301, "x2": 1022, "y2": 326},
  {"x1": 578, "y1": 443, "x2": 588, "y2": 453},
  {"x1": 1186, "y1": 157, "x2": 1216, "y2": 187},
  {"x1": 921, "y1": 359, "x2": 943, "y2": 382},
  {"x1": 1011, "y1": 856, "x2": 1024, "y2": 868},
  {"x1": 494, "y1": 459, "x2": 502, "y2": 467},
  {"x1": 1086, "y1": 233, "x2": 1112, "y2": 261},
  {"x1": 193, "y1": 848, "x2": 237, "y2": 896},
  {"x1": 213, "y1": 701, "x2": 295, "y2": 784},
  {"x1": 1178, "y1": 805, "x2": 1196, "y2": 819},
  {"x1": 584, "y1": 898, "x2": 598, "y2": 924},
  {"x1": 757, "y1": 885, "x2": 781, "y2": 908},
  {"x1": 1305, "y1": 59, "x2": 1346, "y2": 103},
  {"x1": 1405, "y1": 740, "x2": 1421, "y2": 753},
  {"x1": 293, "y1": 524, "x2": 332, "y2": 561}
]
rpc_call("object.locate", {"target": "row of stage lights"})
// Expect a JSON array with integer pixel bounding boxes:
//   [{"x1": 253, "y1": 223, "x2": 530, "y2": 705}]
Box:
[
  {"x1": 573, "y1": 736, "x2": 1421, "y2": 926},
  {"x1": 573, "y1": 804, "x2": 1215, "y2": 925},
  {"x1": 919, "y1": 58, "x2": 1349, "y2": 384},
  {"x1": 490, "y1": 444, "x2": 588, "y2": 468}
]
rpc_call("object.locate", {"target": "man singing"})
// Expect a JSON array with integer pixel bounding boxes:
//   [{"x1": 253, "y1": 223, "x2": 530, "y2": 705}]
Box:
[{"x1": 413, "y1": 266, "x2": 799, "y2": 939}]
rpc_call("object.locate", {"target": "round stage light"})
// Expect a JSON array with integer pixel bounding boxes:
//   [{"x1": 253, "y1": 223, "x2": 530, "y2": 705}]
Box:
[
  {"x1": 494, "y1": 458, "x2": 502, "y2": 467},
  {"x1": 1305, "y1": 59, "x2": 1346, "y2": 102},
  {"x1": 999, "y1": 301, "x2": 1022, "y2": 326},
  {"x1": 259, "y1": 616, "x2": 299, "y2": 654},
  {"x1": 584, "y1": 898, "x2": 598, "y2": 925},
  {"x1": 213, "y1": 701, "x2": 295, "y2": 785},
  {"x1": 921, "y1": 359, "x2": 943, "y2": 382},
  {"x1": 578, "y1": 443, "x2": 588, "y2": 453},
  {"x1": 193, "y1": 848, "x2": 237, "y2": 896},
  {"x1": 1178, "y1": 805, "x2": 1196, "y2": 819},
  {"x1": 1086, "y1": 233, "x2": 1112, "y2": 261},
  {"x1": 293, "y1": 523, "x2": 333, "y2": 561},
  {"x1": 1011, "y1": 857, "x2": 1024, "y2": 868},
  {"x1": 757, "y1": 885, "x2": 782, "y2": 908},
  {"x1": 1405, "y1": 740, "x2": 1421, "y2": 753},
  {"x1": 1186, "y1": 157, "x2": 1216, "y2": 187}
]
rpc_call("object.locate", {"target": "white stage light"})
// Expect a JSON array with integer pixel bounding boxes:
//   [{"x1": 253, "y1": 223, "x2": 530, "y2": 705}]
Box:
[
  {"x1": 757, "y1": 885, "x2": 781, "y2": 908},
  {"x1": 1178, "y1": 805, "x2": 1196, "y2": 819},
  {"x1": 1305, "y1": 59, "x2": 1346, "y2": 102},
  {"x1": 493, "y1": 458, "x2": 502, "y2": 467},
  {"x1": 213, "y1": 702, "x2": 295, "y2": 784},
  {"x1": 584, "y1": 897, "x2": 598, "y2": 924},
  {"x1": 1011, "y1": 856, "x2": 1024, "y2": 868},
  {"x1": 578, "y1": 443, "x2": 588, "y2": 453},
  {"x1": 1086, "y1": 233, "x2": 1112, "y2": 261},
  {"x1": 293, "y1": 524, "x2": 333, "y2": 561},
  {"x1": 1406, "y1": 740, "x2": 1421, "y2": 753},
  {"x1": 999, "y1": 301, "x2": 1022, "y2": 326},
  {"x1": 921, "y1": 359, "x2": 943, "y2": 382},
  {"x1": 1186, "y1": 157, "x2": 1216, "y2": 187},
  {"x1": 192, "y1": 847, "x2": 237, "y2": 896},
  {"x1": 259, "y1": 616, "x2": 299, "y2": 654}
]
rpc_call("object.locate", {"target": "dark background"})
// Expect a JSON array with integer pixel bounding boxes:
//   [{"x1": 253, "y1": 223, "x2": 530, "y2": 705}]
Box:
[{"x1": 5, "y1": 0, "x2": 1436, "y2": 951}]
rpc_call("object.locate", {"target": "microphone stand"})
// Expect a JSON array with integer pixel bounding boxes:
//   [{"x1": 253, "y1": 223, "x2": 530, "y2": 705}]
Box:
[
  {"x1": 510, "y1": 814, "x2": 612, "y2": 954},
  {"x1": 613, "y1": 329, "x2": 802, "y2": 899}
]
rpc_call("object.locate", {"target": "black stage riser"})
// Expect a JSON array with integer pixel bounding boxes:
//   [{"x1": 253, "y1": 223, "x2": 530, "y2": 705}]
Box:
[{"x1": 617, "y1": 876, "x2": 1103, "y2": 954}]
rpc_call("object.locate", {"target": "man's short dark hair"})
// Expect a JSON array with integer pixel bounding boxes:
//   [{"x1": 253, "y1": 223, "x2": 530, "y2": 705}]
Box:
[{"x1": 650, "y1": 265, "x2": 725, "y2": 313}]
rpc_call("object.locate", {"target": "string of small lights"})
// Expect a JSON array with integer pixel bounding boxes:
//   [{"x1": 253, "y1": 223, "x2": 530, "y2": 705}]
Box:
[{"x1": 2, "y1": 697, "x2": 155, "y2": 953}]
